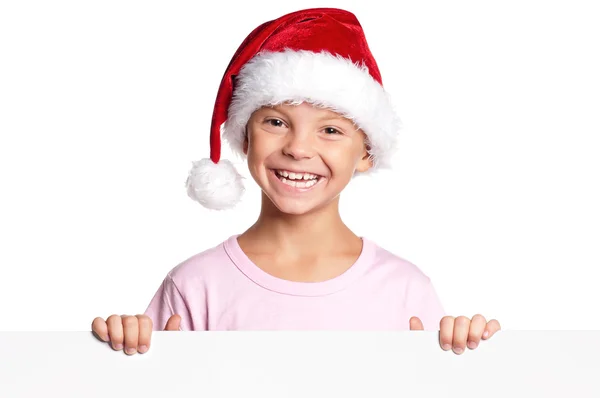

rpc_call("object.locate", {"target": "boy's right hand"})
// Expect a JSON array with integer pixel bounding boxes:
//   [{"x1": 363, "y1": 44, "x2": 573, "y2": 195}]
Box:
[{"x1": 91, "y1": 314, "x2": 181, "y2": 355}]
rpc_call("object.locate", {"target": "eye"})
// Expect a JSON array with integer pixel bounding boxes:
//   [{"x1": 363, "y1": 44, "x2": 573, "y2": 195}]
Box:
[
  {"x1": 323, "y1": 127, "x2": 342, "y2": 135},
  {"x1": 265, "y1": 118, "x2": 285, "y2": 128}
]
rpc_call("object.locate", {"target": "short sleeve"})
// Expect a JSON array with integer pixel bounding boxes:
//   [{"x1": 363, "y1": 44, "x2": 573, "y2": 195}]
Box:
[
  {"x1": 144, "y1": 273, "x2": 199, "y2": 331},
  {"x1": 412, "y1": 278, "x2": 446, "y2": 331}
]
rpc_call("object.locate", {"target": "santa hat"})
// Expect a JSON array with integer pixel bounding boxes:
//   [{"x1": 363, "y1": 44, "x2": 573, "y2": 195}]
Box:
[{"x1": 186, "y1": 8, "x2": 402, "y2": 210}]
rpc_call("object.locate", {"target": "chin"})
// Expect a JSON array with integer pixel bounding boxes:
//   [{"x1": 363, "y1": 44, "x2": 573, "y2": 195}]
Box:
[{"x1": 268, "y1": 196, "x2": 322, "y2": 215}]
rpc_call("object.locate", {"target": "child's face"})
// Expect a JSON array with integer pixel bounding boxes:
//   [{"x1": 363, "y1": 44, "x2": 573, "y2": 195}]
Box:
[{"x1": 243, "y1": 102, "x2": 372, "y2": 215}]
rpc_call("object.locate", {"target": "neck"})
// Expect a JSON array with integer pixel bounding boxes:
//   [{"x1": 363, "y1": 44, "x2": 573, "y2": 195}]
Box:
[{"x1": 241, "y1": 193, "x2": 358, "y2": 254}]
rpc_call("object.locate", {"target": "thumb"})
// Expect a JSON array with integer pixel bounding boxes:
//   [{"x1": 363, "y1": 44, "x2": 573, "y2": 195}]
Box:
[
  {"x1": 163, "y1": 314, "x2": 182, "y2": 331},
  {"x1": 410, "y1": 316, "x2": 424, "y2": 330}
]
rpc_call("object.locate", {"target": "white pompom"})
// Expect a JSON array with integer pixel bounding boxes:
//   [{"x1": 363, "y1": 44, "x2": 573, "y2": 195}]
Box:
[{"x1": 185, "y1": 158, "x2": 245, "y2": 210}]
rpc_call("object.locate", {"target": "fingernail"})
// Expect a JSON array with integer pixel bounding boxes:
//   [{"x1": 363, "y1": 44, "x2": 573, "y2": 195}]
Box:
[
  {"x1": 483, "y1": 330, "x2": 489, "y2": 338},
  {"x1": 454, "y1": 347, "x2": 464, "y2": 354},
  {"x1": 114, "y1": 343, "x2": 123, "y2": 350},
  {"x1": 442, "y1": 344, "x2": 451, "y2": 350},
  {"x1": 103, "y1": 335, "x2": 110, "y2": 342},
  {"x1": 468, "y1": 341, "x2": 478, "y2": 349},
  {"x1": 138, "y1": 345, "x2": 148, "y2": 353},
  {"x1": 125, "y1": 348, "x2": 136, "y2": 355}
]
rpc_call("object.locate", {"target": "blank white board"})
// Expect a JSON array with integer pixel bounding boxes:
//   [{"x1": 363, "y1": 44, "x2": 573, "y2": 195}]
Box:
[{"x1": 1, "y1": 331, "x2": 598, "y2": 397}]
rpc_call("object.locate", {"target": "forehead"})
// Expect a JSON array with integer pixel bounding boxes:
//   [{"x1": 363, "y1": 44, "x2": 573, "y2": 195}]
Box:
[{"x1": 257, "y1": 102, "x2": 348, "y2": 121}]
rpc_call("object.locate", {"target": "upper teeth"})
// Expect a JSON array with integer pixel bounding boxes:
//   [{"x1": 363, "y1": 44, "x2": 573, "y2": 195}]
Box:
[{"x1": 276, "y1": 170, "x2": 318, "y2": 180}]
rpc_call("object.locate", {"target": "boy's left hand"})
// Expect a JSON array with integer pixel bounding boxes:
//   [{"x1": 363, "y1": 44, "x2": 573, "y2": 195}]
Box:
[{"x1": 410, "y1": 314, "x2": 501, "y2": 355}]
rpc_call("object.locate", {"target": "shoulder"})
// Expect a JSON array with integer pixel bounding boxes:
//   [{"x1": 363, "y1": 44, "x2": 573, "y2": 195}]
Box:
[
  {"x1": 366, "y1": 239, "x2": 442, "y2": 310},
  {"x1": 165, "y1": 236, "x2": 238, "y2": 287},
  {"x1": 366, "y1": 238, "x2": 434, "y2": 285}
]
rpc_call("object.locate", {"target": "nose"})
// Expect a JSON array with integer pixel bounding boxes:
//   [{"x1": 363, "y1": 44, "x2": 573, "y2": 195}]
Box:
[{"x1": 282, "y1": 129, "x2": 315, "y2": 160}]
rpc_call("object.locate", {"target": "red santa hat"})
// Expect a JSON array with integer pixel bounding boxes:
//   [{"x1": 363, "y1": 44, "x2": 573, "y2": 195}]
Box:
[{"x1": 186, "y1": 8, "x2": 402, "y2": 210}]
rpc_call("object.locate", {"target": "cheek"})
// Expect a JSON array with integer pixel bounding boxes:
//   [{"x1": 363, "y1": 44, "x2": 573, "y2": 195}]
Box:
[
  {"x1": 322, "y1": 144, "x2": 363, "y2": 175},
  {"x1": 246, "y1": 148, "x2": 263, "y2": 178},
  {"x1": 246, "y1": 135, "x2": 275, "y2": 173}
]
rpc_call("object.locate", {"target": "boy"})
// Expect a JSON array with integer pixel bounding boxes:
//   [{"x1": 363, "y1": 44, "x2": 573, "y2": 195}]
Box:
[{"x1": 91, "y1": 7, "x2": 500, "y2": 356}]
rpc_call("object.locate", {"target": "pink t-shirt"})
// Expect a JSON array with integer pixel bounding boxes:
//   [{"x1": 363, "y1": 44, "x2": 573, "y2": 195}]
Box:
[{"x1": 144, "y1": 235, "x2": 446, "y2": 331}]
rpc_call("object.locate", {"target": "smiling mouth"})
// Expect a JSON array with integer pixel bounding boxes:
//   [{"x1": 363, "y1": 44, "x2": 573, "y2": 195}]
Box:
[{"x1": 270, "y1": 169, "x2": 324, "y2": 188}]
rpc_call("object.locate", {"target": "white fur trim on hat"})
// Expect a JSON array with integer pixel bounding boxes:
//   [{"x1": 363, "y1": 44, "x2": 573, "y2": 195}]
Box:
[
  {"x1": 222, "y1": 49, "x2": 403, "y2": 171},
  {"x1": 185, "y1": 158, "x2": 244, "y2": 210}
]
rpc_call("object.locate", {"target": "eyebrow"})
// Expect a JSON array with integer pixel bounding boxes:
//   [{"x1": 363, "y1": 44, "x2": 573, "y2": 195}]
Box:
[
  {"x1": 317, "y1": 114, "x2": 347, "y2": 122},
  {"x1": 263, "y1": 107, "x2": 349, "y2": 123}
]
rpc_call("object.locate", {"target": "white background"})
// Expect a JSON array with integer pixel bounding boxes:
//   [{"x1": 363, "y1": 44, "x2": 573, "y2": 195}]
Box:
[{"x1": 0, "y1": 0, "x2": 598, "y2": 331}]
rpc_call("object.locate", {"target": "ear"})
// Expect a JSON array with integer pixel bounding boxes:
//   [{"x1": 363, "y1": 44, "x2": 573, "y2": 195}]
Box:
[{"x1": 355, "y1": 142, "x2": 373, "y2": 173}]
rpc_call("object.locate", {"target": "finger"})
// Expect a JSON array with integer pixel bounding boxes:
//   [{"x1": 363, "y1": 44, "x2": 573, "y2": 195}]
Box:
[
  {"x1": 467, "y1": 314, "x2": 487, "y2": 350},
  {"x1": 439, "y1": 316, "x2": 455, "y2": 351},
  {"x1": 482, "y1": 319, "x2": 501, "y2": 339},
  {"x1": 106, "y1": 314, "x2": 124, "y2": 351},
  {"x1": 122, "y1": 315, "x2": 139, "y2": 355},
  {"x1": 91, "y1": 317, "x2": 110, "y2": 342},
  {"x1": 164, "y1": 314, "x2": 182, "y2": 331},
  {"x1": 136, "y1": 314, "x2": 153, "y2": 354},
  {"x1": 452, "y1": 316, "x2": 471, "y2": 355},
  {"x1": 409, "y1": 316, "x2": 424, "y2": 330}
]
